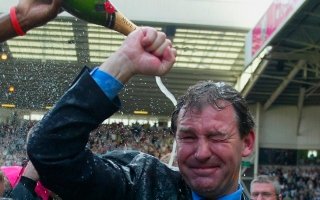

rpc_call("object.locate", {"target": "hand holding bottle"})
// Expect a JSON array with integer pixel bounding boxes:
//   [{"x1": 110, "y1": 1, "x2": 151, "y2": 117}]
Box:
[
  {"x1": 16, "y1": 0, "x2": 62, "y2": 31},
  {"x1": 99, "y1": 27, "x2": 177, "y2": 83},
  {"x1": 62, "y1": 0, "x2": 137, "y2": 36},
  {"x1": 0, "y1": 0, "x2": 62, "y2": 42}
]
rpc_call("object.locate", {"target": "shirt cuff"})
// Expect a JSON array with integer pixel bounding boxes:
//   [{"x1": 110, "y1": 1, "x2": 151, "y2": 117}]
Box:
[{"x1": 90, "y1": 67, "x2": 124, "y2": 100}]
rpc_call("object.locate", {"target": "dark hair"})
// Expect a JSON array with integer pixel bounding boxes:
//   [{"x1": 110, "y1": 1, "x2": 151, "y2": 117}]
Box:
[{"x1": 170, "y1": 81, "x2": 254, "y2": 138}]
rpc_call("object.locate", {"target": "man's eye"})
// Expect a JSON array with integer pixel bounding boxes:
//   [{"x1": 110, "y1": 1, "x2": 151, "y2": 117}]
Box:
[
  {"x1": 209, "y1": 134, "x2": 228, "y2": 142},
  {"x1": 179, "y1": 136, "x2": 196, "y2": 141},
  {"x1": 182, "y1": 136, "x2": 194, "y2": 140}
]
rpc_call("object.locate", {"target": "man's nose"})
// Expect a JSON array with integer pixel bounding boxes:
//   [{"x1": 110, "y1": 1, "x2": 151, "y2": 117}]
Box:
[
  {"x1": 256, "y1": 195, "x2": 263, "y2": 200},
  {"x1": 195, "y1": 140, "x2": 211, "y2": 161},
  {"x1": 253, "y1": 194, "x2": 264, "y2": 200}
]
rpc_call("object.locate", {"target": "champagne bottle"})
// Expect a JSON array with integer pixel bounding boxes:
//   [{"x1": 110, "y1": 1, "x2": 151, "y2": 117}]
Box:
[{"x1": 62, "y1": 0, "x2": 137, "y2": 36}]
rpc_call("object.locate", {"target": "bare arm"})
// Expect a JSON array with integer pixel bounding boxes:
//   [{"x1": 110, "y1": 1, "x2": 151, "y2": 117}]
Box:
[{"x1": 0, "y1": 0, "x2": 62, "y2": 42}]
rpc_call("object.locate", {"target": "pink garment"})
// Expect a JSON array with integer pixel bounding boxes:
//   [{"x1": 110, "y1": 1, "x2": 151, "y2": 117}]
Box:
[
  {"x1": 0, "y1": 166, "x2": 22, "y2": 187},
  {"x1": 0, "y1": 166, "x2": 50, "y2": 200}
]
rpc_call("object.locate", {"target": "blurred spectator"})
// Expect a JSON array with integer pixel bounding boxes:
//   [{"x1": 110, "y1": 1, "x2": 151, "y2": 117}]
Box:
[{"x1": 250, "y1": 175, "x2": 282, "y2": 200}]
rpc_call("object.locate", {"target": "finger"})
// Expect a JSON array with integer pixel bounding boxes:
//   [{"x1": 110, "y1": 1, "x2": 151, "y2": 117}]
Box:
[
  {"x1": 141, "y1": 27, "x2": 158, "y2": 48},
  {"x1": 159, "y1": 46, "x2": 177, "y2": 75},
  {"x1": 145, "y1": 32, "x2": 166, "y2": 52},
  {"x1": 170, "y1": 47, "x2": 177, "y2": 58},
  {"x1": 152, "y1": 39, "x2": 172, "y2": 57}
]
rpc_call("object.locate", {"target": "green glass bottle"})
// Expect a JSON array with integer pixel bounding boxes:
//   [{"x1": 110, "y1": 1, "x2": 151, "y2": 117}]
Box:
[{"x1": 62, "y1": 0, "x2": 137, "y2": 35}]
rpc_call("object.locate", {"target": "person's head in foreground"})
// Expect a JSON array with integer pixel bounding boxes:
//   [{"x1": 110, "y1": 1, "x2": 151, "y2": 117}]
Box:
[{"x1": 171, "y1": 81, "x2": 255, "y2": 199}]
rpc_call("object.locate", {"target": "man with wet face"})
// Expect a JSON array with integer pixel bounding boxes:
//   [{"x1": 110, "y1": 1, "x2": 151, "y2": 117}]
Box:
[
  {"x1": 27, "y1": 27, "x2": 254, "y2": 199},
  {"x1": 171, "y1": 81, "x2": 255, "y2": 199}
]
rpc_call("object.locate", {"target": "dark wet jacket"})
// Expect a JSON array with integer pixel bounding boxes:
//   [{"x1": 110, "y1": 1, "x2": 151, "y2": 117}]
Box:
[{"x1": 27, "y1": 68, "x2": 249, "y2": 200}]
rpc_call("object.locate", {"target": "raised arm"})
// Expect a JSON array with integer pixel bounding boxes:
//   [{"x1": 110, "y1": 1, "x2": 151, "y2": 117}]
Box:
[{"x1": 27, "y1": 27, "x2": 176, "y2": 199}]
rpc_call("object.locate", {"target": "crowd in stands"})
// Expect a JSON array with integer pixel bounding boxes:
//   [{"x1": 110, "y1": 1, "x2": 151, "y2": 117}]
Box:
[
  {"x1": 0, "y1": 119, "x2": 174, "y2": 167},
  {"x1": 0, "y1": 120, "x2": 36, "y2": 166},
  {"x1": 259, "y1": 165, "x2": 320, "y2": 200},
  {"x1": 88, "y1": 122, "x2": 174, "y2": 159}
]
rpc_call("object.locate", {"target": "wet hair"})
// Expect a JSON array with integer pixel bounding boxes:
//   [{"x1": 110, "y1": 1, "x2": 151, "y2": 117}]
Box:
[
  {"x1": 170, "y1": 81, "x2": 254, "y2": 138},
  {"x1": 250, "y1": 175, "x2": 281, "y2": 196}
]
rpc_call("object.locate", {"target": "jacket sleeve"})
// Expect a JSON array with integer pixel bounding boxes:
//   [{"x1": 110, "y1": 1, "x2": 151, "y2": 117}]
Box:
[{"x1": 27, "y1": 68, "x2": 128, "y2": 199}]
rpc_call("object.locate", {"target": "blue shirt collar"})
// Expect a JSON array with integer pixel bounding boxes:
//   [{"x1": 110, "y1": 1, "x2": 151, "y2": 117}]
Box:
[{"x1": 192, "y1": 184, "x2": 243, "y2": 200}]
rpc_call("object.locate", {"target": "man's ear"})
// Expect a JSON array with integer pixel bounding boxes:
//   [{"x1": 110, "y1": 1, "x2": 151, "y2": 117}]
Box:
[{"x1": 241, "y1": 129, "x2": 255, "y2": 157}]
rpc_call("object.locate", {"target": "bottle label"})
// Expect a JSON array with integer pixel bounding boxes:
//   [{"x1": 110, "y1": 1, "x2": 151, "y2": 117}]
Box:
[{"x1": 102, "y1": 0, "x2": 137, "y2": 35}]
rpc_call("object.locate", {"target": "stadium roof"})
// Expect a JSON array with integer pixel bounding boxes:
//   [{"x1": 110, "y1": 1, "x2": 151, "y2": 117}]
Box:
[
  {"x1": 0, "y1": 19, "x2": 248, "y2": 117},
  {"x1": 237, "y1": 0, "x2": 320, "y2": 110}
]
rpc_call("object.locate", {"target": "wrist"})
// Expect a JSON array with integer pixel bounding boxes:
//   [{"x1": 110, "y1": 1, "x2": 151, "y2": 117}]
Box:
[
  {"x1": 99, "y1": 52, "x2": 135, "y2": 84},
  {"x1": 0, "y1": 14, "x2": 17, "y2": 42},
  {"x1": 10, "y1": 7, "x2": 27, "y2": 36}
]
